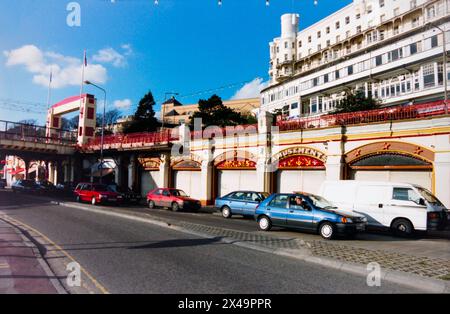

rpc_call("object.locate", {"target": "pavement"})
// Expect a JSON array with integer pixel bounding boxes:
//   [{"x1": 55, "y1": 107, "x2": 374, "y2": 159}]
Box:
[
  {"x1": 0, "y1": 219, "x2": 62, "y2": 293},
  {"x1": 0, "y1": 189, "x2": 425, "y2": 293}
]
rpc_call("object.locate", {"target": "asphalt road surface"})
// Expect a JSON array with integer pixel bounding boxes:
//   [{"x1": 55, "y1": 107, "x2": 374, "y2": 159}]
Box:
[{"x1": 0, "y1": 190, "x2": 423, "y2": 293}]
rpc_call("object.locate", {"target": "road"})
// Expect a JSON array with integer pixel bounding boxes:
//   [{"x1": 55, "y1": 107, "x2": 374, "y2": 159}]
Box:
[{"x1": 0, "y1": 190, "x2": 423, "y2": 293}]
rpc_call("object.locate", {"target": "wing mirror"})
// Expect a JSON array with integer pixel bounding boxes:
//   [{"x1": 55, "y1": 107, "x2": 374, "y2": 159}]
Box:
[{"x1": 418, "y1": 198, "x2": 426, "y2": 206}]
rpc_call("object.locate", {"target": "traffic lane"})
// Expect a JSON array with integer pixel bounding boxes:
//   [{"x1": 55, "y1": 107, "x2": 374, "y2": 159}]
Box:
[
  {"x1": 0, "y1": 200, "x2": 420, "y2": 293},
  {"x1": 123, "y1": 204, "x2": 450, "y2": 260}
]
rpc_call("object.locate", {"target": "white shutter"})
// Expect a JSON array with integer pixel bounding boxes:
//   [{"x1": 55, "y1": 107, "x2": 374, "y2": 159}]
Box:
[
  {"x1": 277, "y1": 170, "x2": 326, "y2": 194},
  {"x1": 218, "y1": 170, "x2": 258, "y2": 197},
  {"x1": 174, "y1": 171, "x2": 202, "y2": 200},
  {"x1": 141, "y1": 171, "x2": 159, "y2": 197}
]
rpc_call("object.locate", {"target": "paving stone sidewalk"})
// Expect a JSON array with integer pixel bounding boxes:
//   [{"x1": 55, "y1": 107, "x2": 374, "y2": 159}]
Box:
[
  {"x1": 147, "y1": 213, "x2": 450, "y2": 281},
  {"x1": 0, "y1": 219, "x2": 59, "y2": 293}
]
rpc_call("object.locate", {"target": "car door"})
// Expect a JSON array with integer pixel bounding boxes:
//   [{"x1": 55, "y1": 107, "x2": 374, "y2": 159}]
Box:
[
  {"x1": 78, "y1": 184, "x2": 90, "y2": 201},
  {"x1": 151, "y1": 189, "x2": 163, "y2": 206},
  {"x1": 161, "y1": 189, "x2": 171, "y2": 207},
  {"x1": 229, "y1": 192, "x2": 246, "y2": 214},
  {"x1": 286, "y1": 195, "x2": 314, "y2": 230},
  {"x1": 241, "y1": 192, "x2": 261, "y2": 215},
  {"x1": 265, "y1": 194, "x2": 289, "y2": 227}
]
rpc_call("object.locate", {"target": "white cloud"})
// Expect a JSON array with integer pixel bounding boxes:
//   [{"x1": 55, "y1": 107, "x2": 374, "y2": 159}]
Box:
[
  {"x1": 231, "y1": 77, "x2": 268, "y2": 100},
  {"x1": 113, "y1": 99, "x2": 132, "y2": 109},
  {"x1": 121, "y1": 44, "x2": 133, "y2": 56},
  {"x1": 4, "y1": 45, "x2": 107, "y2": 89},
  {"x1": 93, "y1": 47, "x2": 129, "y2": 68}
]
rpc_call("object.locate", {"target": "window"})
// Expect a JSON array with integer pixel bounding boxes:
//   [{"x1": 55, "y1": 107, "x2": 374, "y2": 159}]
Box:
[
  {"x1": 379, "y1": 29, "x2": 385, "y2": 40},
  {"x1": 345, "y1": 16, "x2": 350, "y2": 24},
  {"x1": 324, "y1": 73, "x2": 329, "y2": 83},
  {"x1": 326, "y1": 26, "x2": 330, "y2": 34},
  {"x1": 393, "y1": 188, "x2": 420, "y2": 203},
  {"x1": 356, "y1": 13, "x2": 361, "y2": 19},
  {"x1": 317, "y1": 44, "x2": 321, "y2": 51},
  {"x1": 427, "y1": 6, "x2": 436, "y2": 19},
  {"x1": 87, "y1": 107, "x2": 95, "y2": 119},
  {"x1": 393, "y1": 25, "x2": 399, "y2": 35},
  {"x1": 411, "y1": 0, "x2": 417, "y2": 9},
  {"x1": 335, "y1": 70, "x2": 340, "y2": 79},
  {"x1": 317, "y1": 31, "x2": 321, "y2": 38},
  {"x1": 367, "y1": 5, "x2": 373, "y2": 14},
  {"x1": 308, "y1": 36, "x2": 312, "y2": 43},
  {"x1": 313, "y1": 77, "x2": 318, "y2": 87},
  {"x1": 291, "y1": 103, "x2": 298, "y2": 110},
  {"x1": 394, "y1": 7, "x2": 400, "y2": 16},
  {"x1": 336, "y1": 21, "x2": 340, "y2": 29},
  {"x1": 269, "y1": 195, "x2": 289, "y2": 208},
  {"x1": 347, "y1": 65, "x2": 354, "y2": 75},
  {"x1": 284, "y1": 41, "x2": 288, "y2": 48},
  {"x1": 410, "y1": 42, "x2": 418, "y2": 55},
  {"x1": 298, "y1": 40, "x2": 302, "y2": 47},
  {"x1": 423, "y1": 64, "x2": 435, "y2": 88},
  {"x1": 431, "y1": 35, "x2": 438, "y2": 48},
  {"x1": 326, "y1": 40, "x2": 331, "y2": 47},
  {"x1": 412, "y1": 17, "x2": 419, "y2": 28}
]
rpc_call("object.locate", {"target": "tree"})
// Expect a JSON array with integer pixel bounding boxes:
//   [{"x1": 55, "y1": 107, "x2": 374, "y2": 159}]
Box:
[
  {"x1": 96, "y1": 109, "x2": 121, "y2": 127},
  {"x1": 189, "y1": 94, "x2": 249, "y2": 128},
  {"x1": 332, "y1": 89, "x2": 381, "y2": 114},
  {"x1": 123, "y1": 91, "x2": 159, "y2": 133}
]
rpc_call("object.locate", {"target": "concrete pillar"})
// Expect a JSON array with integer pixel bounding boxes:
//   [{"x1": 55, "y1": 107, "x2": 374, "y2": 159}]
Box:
[
  {"x1": 23, "y1": 159, "x2": 30, "y2": 180},
  {"x1": 63, "y1": 161, "x2": 69, "y2": 182},
  {"x1": 48, "y1": 162, "x2": 54, "y2": 183},
  {"x1": 114, "y1": 156, "x2": 122, "y2": 185},
  {"x1": 70, "y1": 158, "x2": 75, "y2": 182},
  {"x1": 199, "y1": 160, "x2": 213, "y2": 205},
  {"x1": 433, "y1": 131, "x2": 450, "y2": 208},
  {"x1": 128, "y1": 155, "x2": 136, "y2": 190},
  {"x1": 325, "y1": 140, "x2": 345, "y2": 181},
  {"x1": 159, "y1": 152, "x2": 170, "y2": 188},
  {"x1": 257, "y1": 111, "x2": 274, "y2": 193}
]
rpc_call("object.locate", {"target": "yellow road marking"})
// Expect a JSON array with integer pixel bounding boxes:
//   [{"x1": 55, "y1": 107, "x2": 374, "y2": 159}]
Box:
[{"x1": 0, "y1": 215, "x2": 109, "y2": 294}]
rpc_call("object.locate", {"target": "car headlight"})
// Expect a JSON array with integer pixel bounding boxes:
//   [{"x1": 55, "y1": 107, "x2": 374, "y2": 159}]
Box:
[{"x1": 340, "y1": 217, "x2": 352, "y2": 223}]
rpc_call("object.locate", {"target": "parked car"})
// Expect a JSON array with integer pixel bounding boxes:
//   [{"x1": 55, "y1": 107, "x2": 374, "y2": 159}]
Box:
[
  {"x1": 215, "y1": 191, "x2": 270, "y2": 218},
  {"x1": 254, "y1": 192, "x2": 367, "y2": 239},
  {"x1": 107, "y1": 184, "x2": 142, "y2": 205},
  {"x1": 319, "y1": 181, "x2": 448, "y2": 236},
  {"x1": 0, "y1": 179, "x2": 6, "y2": 189},
  {"x1": 11, "y1": 180, "x2": 39, "y2": 193},
  {"x1": 35, "y1": 180, "x2": 57, "y2": 194},
  {"x1": 73, "y1": 182, "x2": 123, "y2": 205},
  {"x1": 147, "y1": 188, "x2": 201, "y2": 212},
  {"x1": 56, "y1": 181, "x2": 78, "y2": 195}
]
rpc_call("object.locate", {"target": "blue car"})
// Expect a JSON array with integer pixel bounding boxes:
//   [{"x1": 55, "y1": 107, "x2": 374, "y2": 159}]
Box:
[
  {"x1": 215, "y1": 191, "x2": 270, "y2": 218},
  {"x1": 255, "y1": 192, "x2": 367, "y2": 239}
]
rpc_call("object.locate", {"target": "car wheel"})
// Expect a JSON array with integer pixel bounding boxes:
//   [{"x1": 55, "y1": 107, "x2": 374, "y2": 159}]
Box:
[
  {"x1": 258, "y1": 216, "x2": 272, "y2": 231},
  {"x1": 221, "y1": 206, "x2": 232, "y2": 218},
  {"x1": 148, "y1": 200, "x2": 155, "y2": 209},
  {"x1": 391, "y1": 218, "x2": 414, "y2": 237},
  {"x1": 319, "y1": 221, "x2": 335, "y2": 240},
  {"x1": 91, "y1": 197, "x2": 97, "y2": 206},
  {"x1": 76, "y1": 195, "x2": 81, "y2": 203},
  {"x1": 171, "y1": 202, "x2": 180, "y2": 212}
]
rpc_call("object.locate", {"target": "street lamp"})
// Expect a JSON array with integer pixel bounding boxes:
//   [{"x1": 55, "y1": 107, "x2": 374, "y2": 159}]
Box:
[
  {"x1": 428, "y1": 22, "x2": 449, "y2": 115},
  {"x1": 84, "y1": 80, "x2": 107, "y2": 183}
]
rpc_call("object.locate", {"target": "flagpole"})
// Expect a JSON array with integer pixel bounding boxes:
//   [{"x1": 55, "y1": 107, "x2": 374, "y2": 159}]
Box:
[
  {"x1": 46, "y1": 68, "x2": 52, "y2": 111},
  {"x1": 79, "y1": 49, "x2": 86, "y2": 111}
]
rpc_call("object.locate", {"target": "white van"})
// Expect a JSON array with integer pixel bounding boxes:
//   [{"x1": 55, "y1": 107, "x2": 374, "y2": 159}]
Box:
[{"x1": 318, "y1": 181, "x2": 448, "y2": 235}]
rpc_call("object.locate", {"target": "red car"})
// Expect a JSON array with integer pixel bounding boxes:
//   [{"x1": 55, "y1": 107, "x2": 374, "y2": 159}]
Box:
[
  {"x1": 147, "y1": 188, "x2": 201, "y2": 212},
  {"x1": 74, "y1": 183, "x2": 123, "y2": 205}
]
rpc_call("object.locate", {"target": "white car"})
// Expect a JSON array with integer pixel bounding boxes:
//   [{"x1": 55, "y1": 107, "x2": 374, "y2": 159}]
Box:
[{"x1": 318, "y1": 181, "x2": 448, "y2": 236}]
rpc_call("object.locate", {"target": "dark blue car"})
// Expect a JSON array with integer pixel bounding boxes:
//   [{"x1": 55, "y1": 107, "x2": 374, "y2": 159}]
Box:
[
  {"x1": 215, "y1": 191, "x2": 270, "y2": 218},
  {"x1": 255, "y1": 193, "x2": 367, "y2": 239}
]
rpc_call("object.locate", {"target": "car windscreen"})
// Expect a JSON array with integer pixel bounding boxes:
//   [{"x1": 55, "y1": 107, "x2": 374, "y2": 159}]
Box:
[
  {"x1": 416, "y1": 187, "x2": 444, "y2": 207},
  {"x1": 21, "y1": 180, "x2": 36, "y2": 187},
  {"x1": 171, "y1": 190, "x2": 187, "y2": 197},
  {"x1": 306, "y1": 194, "x2": 337, "y2": 209}
]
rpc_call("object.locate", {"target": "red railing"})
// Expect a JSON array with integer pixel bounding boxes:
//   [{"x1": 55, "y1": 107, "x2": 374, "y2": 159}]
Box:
[
  {"x1": 276, "y1": 100, "x2": 448, "y2": 132},
  {"x1": 83, "y1": 129, "x2": 179, "y2": 149},
  {"x1": 0, "y1": 120, "x2": 77, "y2": 145},
  {"x1": 190, "y1": 123, "x2": 259, "y2": 139}
]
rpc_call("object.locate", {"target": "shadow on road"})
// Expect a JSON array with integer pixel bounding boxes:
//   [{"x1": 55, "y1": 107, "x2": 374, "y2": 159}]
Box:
[{"x1": 128, "y1": 237, "x2": 224, "y2": 250}]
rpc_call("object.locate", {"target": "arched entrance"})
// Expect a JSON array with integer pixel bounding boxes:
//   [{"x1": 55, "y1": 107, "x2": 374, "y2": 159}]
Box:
[
  {"x1": 271, "y1": 146, "x2": 327, "y2": 194},
  {"x1": 138, "y1": 157, "x2": 161, "y2": 197},
  {"x1": 213, "y1": 150, "x2": 257, "y2": 198},
  {"x1": 171, "y1": 155, "x2": 202, "y2": 200},
  {"x1": 345, "y1": 141, "x2": 435, "y2": 192}
]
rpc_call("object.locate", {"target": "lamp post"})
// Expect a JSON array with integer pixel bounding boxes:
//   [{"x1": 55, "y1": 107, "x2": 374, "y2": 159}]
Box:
[
  {"x1": 429, "y1": 22, "x2": 448, "y2": 115},
  {"x1": 84, "y1": 80, "x2": 107, "y2": 183}
]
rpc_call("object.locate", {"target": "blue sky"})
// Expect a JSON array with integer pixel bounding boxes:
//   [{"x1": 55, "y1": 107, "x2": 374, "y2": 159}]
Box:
[{"x1": 0, "y1": 0, "x2": 351, "y2": 124}]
